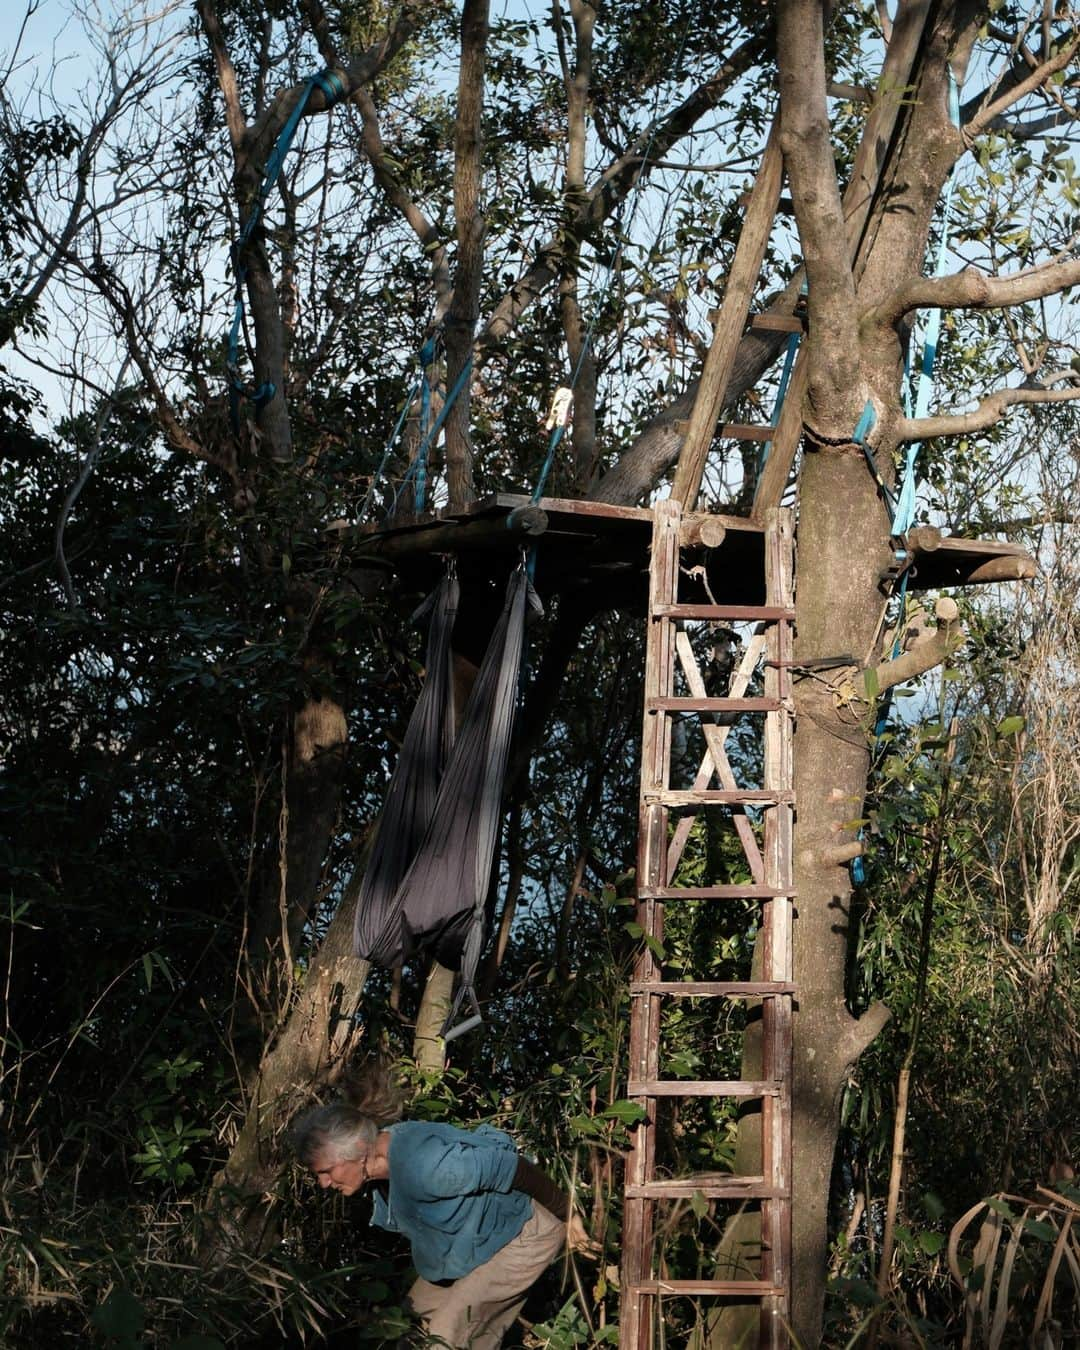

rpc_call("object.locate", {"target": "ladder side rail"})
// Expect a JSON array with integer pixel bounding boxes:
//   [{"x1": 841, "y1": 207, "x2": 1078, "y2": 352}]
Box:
[
  {"x1": 671, "y1": 122, "x2": 784, "y2": 509},
  {"x1": 760, "y1": 507, "x2": 796, "y2": 1346},
  {"x1": 623, "y1": 499, "x2": 682, "y2": 1350}
]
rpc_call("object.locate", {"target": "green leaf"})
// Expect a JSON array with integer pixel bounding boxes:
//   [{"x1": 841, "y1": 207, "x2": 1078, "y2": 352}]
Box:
[
  {"x1": 690, "y1": 1188, "x2": 708, "y2": 1219},
  {"x1": 91, "y1": 1287, "x2": 145, "y2": 1348},
  {"x1": 918, "y1": 1230, "x2": 945, "y2": 1255},
  {"x1": 996, "y1": 714, "x2": 1025, "y2": 736},
  {"x1": 863, "y1": 666, "x2": 879, "y2": 702},
  {"x1": 921, "y1": 1190, "x2": 946, "y2": 1221},
  {"x1": 602, "y1": 1099, "x2": 647, "y2": 1126},
  {"x1": 643, "y1": 933, "x2": 666, "y2": 960}
]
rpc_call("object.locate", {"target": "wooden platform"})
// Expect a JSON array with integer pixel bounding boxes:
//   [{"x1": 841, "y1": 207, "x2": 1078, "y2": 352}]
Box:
[
  {"x1": 350, "y1": 493, "x2": 766, "y2": 607},
  {"x1": 346, "y1": 494, "x2": 1035, "y2": 609}
]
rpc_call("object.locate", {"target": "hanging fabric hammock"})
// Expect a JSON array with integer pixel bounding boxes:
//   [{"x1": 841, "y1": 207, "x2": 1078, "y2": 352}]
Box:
[
  {"x1": 352, "y1": 566, "x2": 459, "y2": 966},
  {"x1": 353, "y1": 559, "x2": 541, "y2": 1039}
]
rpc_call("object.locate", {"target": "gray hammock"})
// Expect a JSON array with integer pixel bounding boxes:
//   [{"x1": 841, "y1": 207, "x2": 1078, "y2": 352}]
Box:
[{"x1": 352, "y1": 560, "x2": 540, "y2": 1040}]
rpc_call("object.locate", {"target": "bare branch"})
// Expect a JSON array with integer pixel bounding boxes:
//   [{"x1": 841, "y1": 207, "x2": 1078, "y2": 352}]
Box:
[
  {"x1": 194, "y1": 0, "x2": 246, "y2": 152},
  {"x1": 898, "y1": 385, "x2": 1080, "y2": 443},
  {"x1": 969, "y1": 512, "x2": 1080, "y2": 535},
  {"x1": 87, "y1": 254, "x2": 230, "y2": 472},
  {"x1": 964, "y1": 34, "x2": 1080, "y2": 139},
  {"x1": 873, "y1": 624, "x2": 966, "y2": 695},
  {"x1": 299, "y1": 0, "x2": 340, "y2": 70},
  {"x1": 481, "y1": 34, "x2": 765, "y2": 348},
  {"x1": 353, "y1": 87, "x2": 451, "y2": 305},
  {"x1": 55, "y1": 352, "x2": 134, "y2": 610},
  {"x1": 776, "y1": 0, "x2": 858, "y2": 395},
  {"x1": 868, "y1": 257, "x2": 1080, "y2": 329}
]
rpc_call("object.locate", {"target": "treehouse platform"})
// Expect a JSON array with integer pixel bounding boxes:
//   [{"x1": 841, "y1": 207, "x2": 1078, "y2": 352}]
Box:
[{"x1": 346, "y1": 493, "x2": 1036, "y2": 609}]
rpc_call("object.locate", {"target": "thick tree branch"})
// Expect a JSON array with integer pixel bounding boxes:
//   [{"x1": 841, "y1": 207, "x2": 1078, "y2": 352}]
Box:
[
  {"x1": 557, "y1": 0, "x2": 599, "y2": 490},
  {"x1": 353, "y1": 88, "x2": 452, "y2": 305},
  {"x1": 873, "y1": 624, "x2": 965, "y2": 695},
  {"x1": 443, "y1": 0, "x2": 489, "y2": 508},
  {"x1": 843, "y1": 1000, "x2": 891, "y2": 1063},
  {"x1": 898, "y1": 384, "x2": 1080, "y2": 442},
  {"x1": 869, "y1": 257, "x2": 1080, "y2": 328},
  {"x1": 195, "y1": 0, "x2": 246, "y2": 152},
  {"x1": 777, "y1": 0, "x2": 859, "y2": 398},
  {"x1": 480, "y1": 34, "x2": 766, "y2": 348}
]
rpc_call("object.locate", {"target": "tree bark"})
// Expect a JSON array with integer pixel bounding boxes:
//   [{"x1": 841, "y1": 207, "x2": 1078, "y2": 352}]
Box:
[{"x1": 443, "y1": 0, "x2": 489, "y2": 509}]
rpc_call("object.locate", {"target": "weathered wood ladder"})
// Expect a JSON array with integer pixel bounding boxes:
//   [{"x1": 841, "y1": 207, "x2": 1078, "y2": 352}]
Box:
[{"x1": 620, "y1": 498, "x2": 796, "y2": 1348}]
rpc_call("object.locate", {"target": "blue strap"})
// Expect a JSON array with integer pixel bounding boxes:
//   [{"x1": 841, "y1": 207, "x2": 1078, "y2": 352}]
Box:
[
  {"x1": 417, "y1": 369, "x2": 433, "y2": 513},
  {"x1": 758, "y1": 330, "x2": 801, "y2": 476},
  {"x1": 227, "y1": 70, "x2": 346, "y2": 430},
  {"x1": 391, "y1": 354, "x2": 475, "y2": 518},
  {"x1": 531, "y1": 421, "x2": 569, "y2": 506},
  {"x1": 357, "y1": 374, "x2": 422, "y2": 522},
  {"x1": 852, "y1": 400, "x2": 897, "y2": 518}
]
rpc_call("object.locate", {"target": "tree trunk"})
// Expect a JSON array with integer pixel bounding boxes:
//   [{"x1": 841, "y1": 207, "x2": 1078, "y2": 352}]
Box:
[
  {"x1": 413, "y1": 961, "x2": 455, "y2": 1073},
  {"x1": 211, "y1": 880, "x2": 369, "y2": 1240},
  {"x1": 787, "y1": 441, "x2": 894, "y2": 1338},
  {"x1": 443, "y1": 0, "x2": 489, "y2": 509}
]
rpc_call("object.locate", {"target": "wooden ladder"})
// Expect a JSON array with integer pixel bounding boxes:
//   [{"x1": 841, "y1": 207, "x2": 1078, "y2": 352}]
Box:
[{"x1": 620, "y1": 498, "x2": 796, "y2": 1349}]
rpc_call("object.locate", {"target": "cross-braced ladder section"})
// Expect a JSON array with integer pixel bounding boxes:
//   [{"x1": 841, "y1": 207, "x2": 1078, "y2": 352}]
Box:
[{"x1": 621, "y1": 498, "x2": 796, "y2": 1349}]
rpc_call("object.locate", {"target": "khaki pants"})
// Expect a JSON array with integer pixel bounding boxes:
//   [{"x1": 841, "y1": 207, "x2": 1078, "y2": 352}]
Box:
[{"x1": 407, "y1": 1202, "x2": 564, "y2": 1349}]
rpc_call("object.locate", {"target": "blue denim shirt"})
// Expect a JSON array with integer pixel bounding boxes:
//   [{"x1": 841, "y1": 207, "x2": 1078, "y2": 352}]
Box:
[{"x1": 370, "y1": 1121, "x2": 531, "y2": 1281}]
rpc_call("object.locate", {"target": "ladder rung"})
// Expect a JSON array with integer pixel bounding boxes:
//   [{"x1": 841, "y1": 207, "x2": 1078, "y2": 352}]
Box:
[
  {"x1": 639, "y1": 885, "x2": 793, "y2": 899},
  {"x1": 628, "y1": 1079, "x2": 781, "y2": 1098},
  {"x1": 630, "y1": 981, "x2": 794, "y2": 997},
  {"x1": 626, "y1": 1175, "x2": 786, "y2": 1199},
  {"x1": 652, "y1": 603, "x2": 795, "y2": 622},
  {"x1": 750, "y1": 313, "x2": 804, "y2": 333},
  {"x1": 718, "y1": 422, "x2": 773, "y2": 442},
  {"x1": 629, "y1": 1279, "x2": 785, "y2": 1296},
  {"x1": 645, "y1": 789, "x2": 794, "y2": 806},
  {"x1": 647, "y1": 696, "x2": 780, "y2": 713}
]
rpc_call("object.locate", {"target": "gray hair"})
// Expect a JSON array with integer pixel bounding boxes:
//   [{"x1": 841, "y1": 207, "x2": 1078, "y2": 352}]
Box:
[{"x1": 291, "y1": 1103, "x2": 378, "y2": 1167}]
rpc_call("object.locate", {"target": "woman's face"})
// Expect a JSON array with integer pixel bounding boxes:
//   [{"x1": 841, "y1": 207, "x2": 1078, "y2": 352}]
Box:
[{"x1": 311, "y1": 1149, "x2": 369, "y2": 1196}]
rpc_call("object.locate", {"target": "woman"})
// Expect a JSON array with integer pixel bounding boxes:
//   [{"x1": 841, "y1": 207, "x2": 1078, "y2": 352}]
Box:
[{"x1": 292, "y1": 1099, "x2": 598, "y2": 1348}]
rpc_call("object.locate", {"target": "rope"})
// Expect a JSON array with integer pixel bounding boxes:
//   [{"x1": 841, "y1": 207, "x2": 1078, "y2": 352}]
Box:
[
  {"x1": 389, "y1": 353, "x2": 475, "y2": 518},
  {"x1": 227, "y1": 70, "x2": 346, "y2": 430},
  {"x1": 356, "y1": 373, "x2": 423, "y2": 523},
  {"x1": 415, "y1": 337, "x2": 437, "y2": 513}
]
